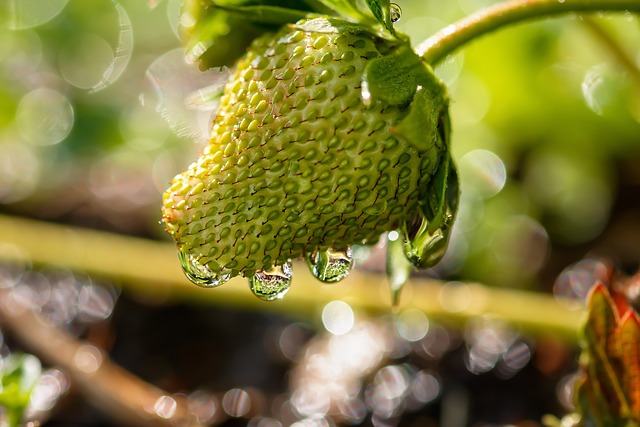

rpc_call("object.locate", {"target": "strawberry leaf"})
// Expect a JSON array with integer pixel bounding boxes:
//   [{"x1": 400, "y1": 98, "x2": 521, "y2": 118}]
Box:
[
  {"x1": 212, "y1": 4, "x2": 310, "y2": 24},
  {"x1": 307, "y1": 0, "x2": 372, "y2": 21},
  {"x1": 617, "y1": 312, "x2": 640, "y2": 418},
  {"x1": 575, "y1": 283, "x2": 640, "y2": 426},
  {"x1": 364, "y1": 0, "x2": 396, "y2": 36}
]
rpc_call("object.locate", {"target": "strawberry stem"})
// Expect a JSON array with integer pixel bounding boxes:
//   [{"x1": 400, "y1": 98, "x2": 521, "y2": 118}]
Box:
[{"x1": 417, "y1": 0, "x2": 640, "y2": 65}]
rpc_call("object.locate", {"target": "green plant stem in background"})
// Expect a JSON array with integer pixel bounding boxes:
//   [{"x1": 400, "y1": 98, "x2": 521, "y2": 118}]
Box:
[
  {"x1": 417, "y1": 0, "x2": 640, "y2": 65},
  {"x1": 0, "y1": 214, "x2": 582, "y2": 340}
]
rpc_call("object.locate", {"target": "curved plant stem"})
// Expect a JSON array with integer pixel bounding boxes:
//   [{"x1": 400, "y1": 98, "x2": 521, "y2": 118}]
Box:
[
  {"x1": 0, "y1": 214, "x2": 582, "y2": 340},
  {"x1": 417, "y1": 0, "x2": 640, "y2": 65},
  {"x1": 0, "y1": 283, "x2": 205, "y2": 427}
]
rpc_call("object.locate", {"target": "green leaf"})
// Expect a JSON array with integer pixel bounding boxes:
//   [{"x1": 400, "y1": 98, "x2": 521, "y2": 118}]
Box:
[
  {"x1": 364, "y1": 0, "x2": 395, "y2": 35},
  {"x1": 363, "y1": 46, "x2": 420, "y2": 107},
  {"x1": 307, "y1": 0, "x2": 371, "y2": 21},
  {"x1": 211, "y1": 4, "x2": 310, "y2": 25}
]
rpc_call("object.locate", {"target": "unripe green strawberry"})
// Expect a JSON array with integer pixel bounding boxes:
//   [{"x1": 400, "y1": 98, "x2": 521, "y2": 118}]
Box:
[{"x1": 162, "y1": 17, "x2": 455, "y2": 290}]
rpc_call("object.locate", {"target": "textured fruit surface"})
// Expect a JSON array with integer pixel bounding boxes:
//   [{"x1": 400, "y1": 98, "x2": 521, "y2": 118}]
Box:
[{"x1": 162, "y1": 18, "x2": 449, "y2": 278}]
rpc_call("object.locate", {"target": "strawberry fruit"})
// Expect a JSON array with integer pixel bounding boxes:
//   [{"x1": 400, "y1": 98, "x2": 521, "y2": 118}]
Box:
[{"x1": 162, "y1": 1, "x2": 459, "y2": 299}]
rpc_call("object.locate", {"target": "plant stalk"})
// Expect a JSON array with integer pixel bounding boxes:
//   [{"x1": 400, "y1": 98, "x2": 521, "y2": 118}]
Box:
[
  {"x1": 417, "y1": 0, "x2": 640, "y2": 65},
  {"x1": 0, "y1": 214, "x2": 582, "y2": 340}
]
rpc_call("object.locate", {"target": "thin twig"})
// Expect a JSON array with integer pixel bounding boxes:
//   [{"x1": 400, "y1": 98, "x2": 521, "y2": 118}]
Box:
[
  {"x1": 0, "y1": 214, "x2": 583, "y2": 340},
  {"x1": 417, "y1": 0, "x2": 640, "y2": 65},
  {"x1": 0, "y1": 284, "x2": 205, "y2": 427}
]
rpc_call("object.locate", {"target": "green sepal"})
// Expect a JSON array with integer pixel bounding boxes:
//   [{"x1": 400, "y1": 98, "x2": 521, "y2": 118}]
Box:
[
  {"x1": 391, "y1": 67, "x2": 449, "y2": 152},
  {"x1": 363, "y1": 46, "x2": 421, "y2": 107},
  {"x1": 400, "y1": 153, "x2": 459, "y2": 269},
  {"x1": 182, "y1": 0, "x2": 387, "y2": 68},
  {"x1": 364, "y1": 0, "x2": 396, "y2": 36}
]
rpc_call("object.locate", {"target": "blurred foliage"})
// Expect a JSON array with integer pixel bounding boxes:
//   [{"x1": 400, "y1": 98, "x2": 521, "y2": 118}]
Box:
[{"x1": 0, "y1": 353, "x2": 42, "y2": 427}]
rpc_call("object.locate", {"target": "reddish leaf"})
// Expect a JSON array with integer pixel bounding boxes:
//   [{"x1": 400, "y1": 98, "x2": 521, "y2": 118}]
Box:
[
  {"x1": 616, "y1": 311, "x2": 640, "y2": 418},
  {"x1": 583, "y1": 283, "x2": 626, "y2": 415}
]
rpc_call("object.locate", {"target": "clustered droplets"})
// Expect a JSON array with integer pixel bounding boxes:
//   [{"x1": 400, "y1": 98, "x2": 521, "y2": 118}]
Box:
[{"x1": 179, "y1": 248, "x2": 355, "y2": 300}]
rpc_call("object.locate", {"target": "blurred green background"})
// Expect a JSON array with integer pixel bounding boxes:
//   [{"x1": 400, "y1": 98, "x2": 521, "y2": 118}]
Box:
[{"x1": 1, "y1": 1, "x2": 640, "y2": 426}]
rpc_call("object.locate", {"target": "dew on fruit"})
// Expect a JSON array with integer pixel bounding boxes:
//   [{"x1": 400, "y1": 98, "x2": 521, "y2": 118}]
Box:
[
  {"x1": 400, "y1": 209, "x2": 452, "y2": 269},
  {"x1": 249, "y1": 261, "x2": 293, "y2": 301},
  {"x1": 390, "y1": 3, "x2": 402, "y2": 23},
  {"x1": 178, "y1": 250, "x2": 230, "y2": 288},
  {"x1": 306, "y1": 248, "x2": 354, "y2": 284}
]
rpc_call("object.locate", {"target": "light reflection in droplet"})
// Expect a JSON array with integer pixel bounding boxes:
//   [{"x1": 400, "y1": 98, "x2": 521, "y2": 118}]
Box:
[
  {"x1": 26, "y1": 369, "x2": 69, "y2": 415},
  {"x1": 415, "y1": 325, "x2": 451, "y2": 360},
  {"x1": 395, "y1": 309, "x2": 429, "y2": 342},
  {"x1": 73, "y1": 344, "x2": 103, "y2": 374},
  {"x1": 410, "y1": 371, "x2": 440, "y2": 404},
  {"x1": 6, "y1": 0, "x2": 69, "y2": 29},
  {"x1": 277, "y1": 323, "x2": 310, "y2": 362},
  {"x1": 465, "y1": 317, "x2": 518, "y2": 375},
  {"x1": 77, "y1": 284, "x2": 115, "y2": 322},
  {"x1": 146, "y1": 48, "x2": 230, "y2": 141},
  {"x1": 59, "y1": 34, "x2": 114, "y2": 89},
  {"x1": 188, "y1": 390, "x2": 219, "y2": 424},
  {"x1": 581, "y1": 64, "x2": 607, "y2": 115},
  {"x1": 222, "y1": 388, "x2": 251, "y2": 418},
  {"x1": 365, "y1": 365, "x2": 409, "y2": 418},
  {"x1": 460, "y1": 149, "x2": 507, "y2": 199},
  {"x1": 291, "y1": 387, "x2": 331, "y2": 418},
  {"x1": 502, "y1": 341, "x2": 532, "y2": 371},
  {"x1": 322, "y1": 301, "x2": 354, "y2": 336},
  {"x1": 15, "y1": 88, "x2": 74, "y2": 146},
  {"x1": 290, "y1": 321, "x2": 391, "y2": 423},
  {"x1": 553, "y1": 258, "x2": 609, "y2": 309},
  {"x1": 0, "y1": 141, "x2": 40, "y2": 203},
  {"x1": 438, "y1": 281, "x2": 472, "y2": 313},
  {"x1": 557, "y1": 373, "x2": 579, "y2": 411},
  {"x1": 166, "y1": 0, "x2": 182, "y2": 39},
  {"x1": 248, "y1": 416, "x2": 283, "y2": 427},
  {"x1": 290, "y1": 416, "x2": 331, "y2": 427},
  {"x1": 42, "y1": 272, "x2": 79, "y2": 327},
  {"x1": 89, "y1": 1, "x2": 133, "y2": 92},
  {"x1": 154, "y1": 395, "x2": 177, "y2": 420},
  {"x1": 336, "y1": 398, "x2": 367, "y2": 424}
]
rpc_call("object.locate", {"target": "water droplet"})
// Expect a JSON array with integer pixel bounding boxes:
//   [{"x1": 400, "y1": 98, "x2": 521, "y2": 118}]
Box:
[
  {"x1": 401, "y1": 208, "x2": 453, "y2": 269},
  {"x1": 386, "y1": 235, "x2": 413, "y2": 309},
  {"x1": 249, "y1": 262, "x2": 293, "y2": 301},
  {"x1": 306, "y1": 248, "x2": 354, "y2": 283},
  {"x1": 178, "y1": 250, "x2": 230, "y2": 288},
  {"x1": 390, "y1": 3, "x2": 402, "y2": 23}
]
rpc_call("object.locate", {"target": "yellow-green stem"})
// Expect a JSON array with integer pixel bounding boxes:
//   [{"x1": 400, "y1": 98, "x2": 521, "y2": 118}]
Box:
[
  {"x1": 0, "y1": 214, "x2": 582, "y2": 340},
  {"x1": 417, "y1": 0, "x2": 640, "y2": 65}
]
